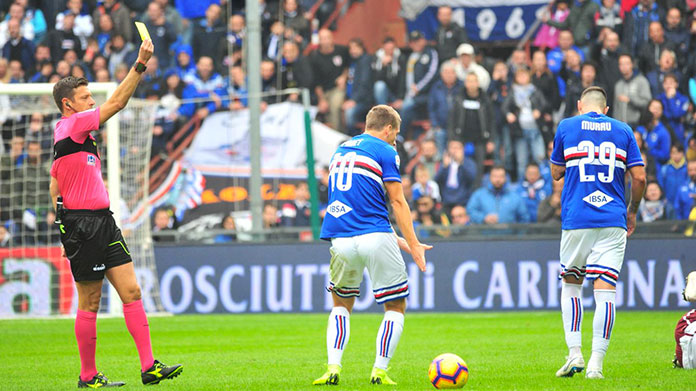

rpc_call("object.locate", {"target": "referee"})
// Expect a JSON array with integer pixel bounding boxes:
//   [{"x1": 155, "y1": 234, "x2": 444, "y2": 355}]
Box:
[{"x1": 50, "y1": 38, "x2": 182, "y2": 388}]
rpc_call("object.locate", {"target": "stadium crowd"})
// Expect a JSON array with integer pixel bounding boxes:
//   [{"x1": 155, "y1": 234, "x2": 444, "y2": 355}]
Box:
[{"x1": 1, "y1": 0, "x2": 696, "y2": 244}]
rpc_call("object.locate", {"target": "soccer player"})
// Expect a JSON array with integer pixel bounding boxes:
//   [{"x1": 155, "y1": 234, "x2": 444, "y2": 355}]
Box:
[
  {"x1": 313, "y1": 105, "x2": 431, "y2": 385},
  {"x1": 550, "y1": 86, "x2": 646, "y2": 379},
  {"x1": 50, "y1": 38, "x2": 182, "y2": 388}
]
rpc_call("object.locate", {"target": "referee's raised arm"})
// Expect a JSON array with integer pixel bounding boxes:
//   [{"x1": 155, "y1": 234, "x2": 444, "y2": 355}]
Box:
[{"x1": 98, "y1": 39, "x2": 154, "y2": 125}]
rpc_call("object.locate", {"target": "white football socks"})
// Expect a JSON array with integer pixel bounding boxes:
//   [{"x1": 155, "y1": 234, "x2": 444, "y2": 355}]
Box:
[
  {"x1": 326, "y1": 306, "x2": 350, "y2": 366},
  {"x1": 589, "y1": 289, "x2": 616, "y2": 370},
  {"x1": 374, "y1": 311, "x2": 404, "y2": 370},
  {"x1": 561, "y1": 282, "x2": 583, "y2": 357}
]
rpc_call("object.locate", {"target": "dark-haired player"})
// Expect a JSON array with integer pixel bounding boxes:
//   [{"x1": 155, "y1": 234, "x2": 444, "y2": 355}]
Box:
[
  {"x1": 550, "y1": 86, "x2": 646, "y2": 379},
  {"x1": 50, "y1": 38, "x2": 182, "y2": 388}
]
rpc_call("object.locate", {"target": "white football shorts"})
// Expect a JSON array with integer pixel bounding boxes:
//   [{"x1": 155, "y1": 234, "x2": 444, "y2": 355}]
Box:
[
  {"x1": 327, "y1": 231, "x2": 409, "y2": 304},
  {"x1": 559, "y1": 227, "x2": 626, "y2": 286}
]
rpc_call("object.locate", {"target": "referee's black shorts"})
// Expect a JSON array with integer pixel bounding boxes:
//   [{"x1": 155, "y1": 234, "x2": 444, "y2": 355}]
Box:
[{"x1": 59, "y1": 209, "x2": 132, "y2": 282}]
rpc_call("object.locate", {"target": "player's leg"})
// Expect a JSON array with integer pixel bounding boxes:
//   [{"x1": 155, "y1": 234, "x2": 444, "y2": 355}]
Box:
[
  {"x1": 364, "y1": 232, "x2": 409, "y2": 385},
  {"x1": 105, "y1": 262, "x2": 182, "y2": 385},
  {"x1": 586, "y1": 227, "x2": 626, "y2": 379},
  {"x1": 684, "y1": 271, "x2": 696, "y2": 302},
  {"x1": 314, "y1": 238, "x2": 362, "y2": 385},
  {"x1": 556, "y1": 229, "x2": 591, "y2": 377},
  {"x1": 370, "y1": 298, "x2": 406, "y2": 385},
  {"x1": 75, "y1": 280, "x2": 103, "y2": 383}
]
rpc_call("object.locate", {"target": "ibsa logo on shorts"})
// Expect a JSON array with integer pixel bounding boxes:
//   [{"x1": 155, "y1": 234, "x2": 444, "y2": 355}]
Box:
[
  {"x1": 582, "y1": 190, "x2": 613, "y2": 208},
  {"x1": 86, "y1": 155, "x2": 96, "y2": 166},
  {"x1": 327, "y1": 200, "x2": 352, "y2": 218}
]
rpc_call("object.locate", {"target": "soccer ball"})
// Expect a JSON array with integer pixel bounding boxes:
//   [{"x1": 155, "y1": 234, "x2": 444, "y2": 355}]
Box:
[{"x1": 428, "y1": 353, "x2": 468, "y2": 389}]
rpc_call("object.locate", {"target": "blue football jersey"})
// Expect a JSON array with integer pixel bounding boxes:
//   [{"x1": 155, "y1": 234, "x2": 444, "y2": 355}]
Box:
[
  {"x1": 550, "y1": 112, "x2": 644, "y2": 230},
  {"x1": 320, "y1": 134, "x2": 401, "y2": 239}
]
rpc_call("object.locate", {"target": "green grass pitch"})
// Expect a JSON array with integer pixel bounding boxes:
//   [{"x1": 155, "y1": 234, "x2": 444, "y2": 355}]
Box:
[{"x1": 2, "y1": 311, "x2": 696, "y2": 390}]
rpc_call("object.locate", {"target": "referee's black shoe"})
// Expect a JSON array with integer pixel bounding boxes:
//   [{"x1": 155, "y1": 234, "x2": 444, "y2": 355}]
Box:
[
  {"x1": 77, "y1": 372, "x2": 125, "y2": 388},
  {"x1": 142, "y1": 360, "x2": 183, "y2": 385}
]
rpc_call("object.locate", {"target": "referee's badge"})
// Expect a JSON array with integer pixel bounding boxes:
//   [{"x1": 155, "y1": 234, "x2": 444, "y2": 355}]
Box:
[{"x1": 87, "y1": 155, "x2": 96, "y2": 166}]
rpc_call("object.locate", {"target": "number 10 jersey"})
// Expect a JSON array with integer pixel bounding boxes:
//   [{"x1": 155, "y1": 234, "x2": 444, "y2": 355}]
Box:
[
  {"x1": 320, "y1": 134, "x2": 402, "y2": 240},
  {"x1": 550, "y1": 111, "x2": 644, "y2": 230}
]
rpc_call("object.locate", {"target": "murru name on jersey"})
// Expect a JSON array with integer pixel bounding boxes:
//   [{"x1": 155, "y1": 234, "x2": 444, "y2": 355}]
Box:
[{"x1": 581, "y1": 121, "x2": 611, "y2": 131}]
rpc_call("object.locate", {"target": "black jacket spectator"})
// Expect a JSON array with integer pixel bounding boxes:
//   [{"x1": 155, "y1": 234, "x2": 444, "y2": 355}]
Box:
[
  {"x1": 280, "y1": 42, "x2": 313, "y2": 98},
  {"x1": 448, "y1": 88, "x2": 494, "y2": 145},
  {"x1": 372, "y1": 41, "x2": 405, "y2": 102},
  {"x1": 309, "y1": 43, "x2": 349, "y2": 93},
  {"x1": 637, "y1": 23, "x2": 676, "y2": 74},
  {"x1": 192, "y1": 5, "x2": 226, "y2": 64},
  {"x1": 346, "y1": 50, "x2": 373, "y2": 106},
  {"x1": 144, "y1": 2, "x2": 177, "y2": 69},
  {"x1": 435, "y1": 6, "x2": 468, "y2": 62},
  {"x1": 43, "y1": 23, "x2": 82, "y2": 62},
  {"x1": 2, "y1": 36, "x2": 34, "y2": 72}
]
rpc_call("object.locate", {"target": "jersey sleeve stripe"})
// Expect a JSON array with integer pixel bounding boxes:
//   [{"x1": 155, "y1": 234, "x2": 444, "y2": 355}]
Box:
[
  {"x1": 626, "y1": 161, "x2": 645, "y2": 167},
  {"x1": 549, "y1": 158, "x2": 566, "y2": 166}
]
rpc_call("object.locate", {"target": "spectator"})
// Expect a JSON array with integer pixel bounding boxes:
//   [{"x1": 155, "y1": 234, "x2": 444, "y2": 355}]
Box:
[
  {"x1": 559, "y1": 48, "x2": 582, "y2": 98},
  {"x1": 624, "y1": 0, "x2": 661, "y2": 55},
  {"x1": 281, "y1": 182, "x2": 312, "y2": 227},
  {"x1": 565, "y1": 61, "x2": 599, "y2": 118},
  {"x1": 533, "y1": 0, "x2": 570, "y2": 49},
  {"x1": 226, "y1": 14, "x2": 245, "y2": 51},
  {"x1": 537, "y1": 177, "x2": 564, "y2": 223},
  {"x1": 135, "y1": 56, "x2": 163, "y2": 98},
  {"x1": 401, "y1": 174, "x2": 414, "y2": 206},
  {"x1": 429, "y1": 61, "x2": 462, "y2": 153},
  {"x1": 94, "y1": 13, "x2": 113, "y2": 55},
  {"x1": 660, "y1": 144, "x2": 688, "y2": 207},
  {"x1": 214, "y1": 215, "x2": 237, "y2": 243},
  {"x1": 646, "y1": 49, "x2": 681, "y2": 96},
  {"x1": 517, "y1": 162, "x2": 550, "y2": 223},
  {"x1": 227, "y1": 65, "x2": 248, "y2": 110},
  {"x1": 507, "y1": 48, "x2": 529, "y2": 75},
  {"x1": 614, "y1": 54, "x2": 651, "y2": 128},
  {"x1": 56, "y1": 0, "x2": 93, "y2": 49},
  {"x1": 144, "y1": 1, "x2": 177, "y2": 69},
  {"x1": 94, "y1": 68, "x2": 110, "y2": 82},
  {"x1": 93, "y1": 0, "x2": 132, "y2": 43},
  {"x1": 637, "y1": 99, "x2": 672, "y2": 181},
  {"x1": 282, "y1": 0, "x2": 310, "y2": 41},
  {"x1": 42, "y1": 12, "x2": 82, "y2": 62},
  {"x1": 152, "y1": 208, "x2": 176, "y2": 242},
  {"x1": 262, "y1": 203, "x2": 281, "y2": 229},
  {"x1": 279, "y1": 41, "x2": 312, "y2": 102},
  {"x1": 14, "y1": 0, "x2": 45, "y2": 42},
  {"x1": 675, "y1": 160, "x2": 696, "y2": 219},
  {"x1": 264, "y1": 20, "x2": 282, "y2": 61},
  {"x1": 449, "y1": 204, "x2": 470, "y2": 226},
  {"x1": 595, "y1": 0, "x2": 623, "y2": 34},
  {"x1": 175, "y1": 0, "x2": 219, "y2": 20},
  {"x1": 33, "y1": 43, "x2": 51, "y2": 68},
  {"x1": 174, "y1": 44, "x2": 196, "y2": 83},
  {"x1": 658, "y1": 74, "x2": 689, "y2": 147},
  {"x1": 29, "y1": 60, "x2": 52, "y2": 82},
  {"x1": 372, "y1": 36, "x2": 404, "y2": 108},
  {"x1": 144, "y1": 0, "x2": 184, "y2": 37},
  {"x1": 0, "y1": 3, "x2": 34, "y2": 47},
  {"x1": 416, "y1": 138, "x2": 441, "y2": 179},
  {"x1": 435, "y1": 6, "x2": 467, "y2": 62},
  {"x1": 530, "y1": 50, "x2": 559, "y2": 144},
  {"x1": 434, "y1": 140, "x2": 477, "y2": 213},
  {"x1": 2, "y1": 19, "x2": 35, "y2": 72},
  {"x1": 487, "y1": 60, "x2": 512, "y2": 169},
  {"x1": 413, "y1": 195, "x2": 450, "y2": 239},
  {"x1": 192, "y1": 3, "x2": 225, "y2": 63},
  {"x1": 55, "y1": 59, "x2": 70, "y2": 78},
  {"x1": 467, "y1": 165, "x2": 530, "y2": 224},
  {"x1": 343, "y1": 38, "x2": 373, "y2": 135},
  {"x1": 178, "y1": 56, "x2": 226, "y2": 119},
  {"x1": 105, "y1": 34, "x2": 134, "y2": 76},
  {"x1": 310, "y1": 29, "x2": 349, "y2": 132},
  {"x1": 401, "y1": 30, "x2": 438, "y2": 135},
  {"x1": 638, "y1": 181, "x2": 675, "y2": 221},
  {"x1": 539, "y1": 140, "x2": 554, "y2": 184},
  {"x1": 13, "y1": 140, "x2": 51, "y2": 217},
  {"x1": 543, "y1": 0, "x2": 599, "y2": 51},
  {"x1": 449, "y1": 72, "x2": 494, "y2": 176},
  {"x1": 0, "y1": 224, "x2": 10, "y2": 247},
  {"x1": 260, "y1": 59, "x2": 279, "y2": 105},
  {"x1": 689, "y1": 137, "x2": 696, "y2": 162},
  {"x1": 637, "y1": 21, "x2": 675, "y2": 74},
  {"x1": 412, "y1": 164, "x2": 441, "y2": 203},
  {"x1": 546, "y1": 29, "x2": 585, "y2": 98},
  {"x1": 664, "y1": 7, "x2": 689, "y2": 67},
  {"x1": 453, "y1": 43, "x2": 490, "y2": 91},
  {"x1": 8, "y1": 59, "x2": 24, "y2": 82},
  {"x1": 503, "y1": 67, "x2": 548, "y2": 181},
  {"x1": 591, "y1": 28, "x2": 622, "y2": 106}
]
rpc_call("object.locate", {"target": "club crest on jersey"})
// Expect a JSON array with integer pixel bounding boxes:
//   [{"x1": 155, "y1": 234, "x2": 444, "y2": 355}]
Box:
[
  {"x1": 582, "y1": 190, "x2": 613, "y2": 208},
  {"x1": 87, "y1": 155, "x2": 96, "y2": 166},
  {"x1": 327, "y1": 200, "x2": 352, "y2": 218}
]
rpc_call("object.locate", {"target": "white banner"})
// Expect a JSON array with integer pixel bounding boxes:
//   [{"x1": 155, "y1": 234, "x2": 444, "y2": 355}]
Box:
[{"x1": 183, "y1": 103, "x2": 348, "y2": 177}]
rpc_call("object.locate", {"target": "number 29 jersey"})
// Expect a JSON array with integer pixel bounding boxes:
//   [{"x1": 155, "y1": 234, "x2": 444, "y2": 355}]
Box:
[
  {"x1": 550, "y1": 111, "x2": 644, "y2": 231},
  {"x1": 320, "y1": 134, "x2": 402, "y2": 240}
]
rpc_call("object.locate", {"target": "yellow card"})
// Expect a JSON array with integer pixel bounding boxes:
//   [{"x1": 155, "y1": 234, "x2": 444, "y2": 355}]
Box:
[{"x1": 135, "y1": 21, "x2": 151, "y2": 41}]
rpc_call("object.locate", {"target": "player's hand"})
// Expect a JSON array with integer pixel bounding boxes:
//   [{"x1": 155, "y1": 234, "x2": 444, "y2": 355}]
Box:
[
  {"x1": 137, "y1": 39, "x2": 154, "y2": 65},
  {"x1": 61, "y1": 245, "x2": 66, "y2": 258},
  {"x1": 626, "y1": 210, "x2": 637, "y2": 237},
  {"x1": 410, "y1": 242, "x2": 432, "y2": 272}
]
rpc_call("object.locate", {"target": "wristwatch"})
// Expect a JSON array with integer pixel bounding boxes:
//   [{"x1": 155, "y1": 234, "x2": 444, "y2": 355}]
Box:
[{"x1": 134, "y1": 60, "x2": 147, "y2": 74}]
